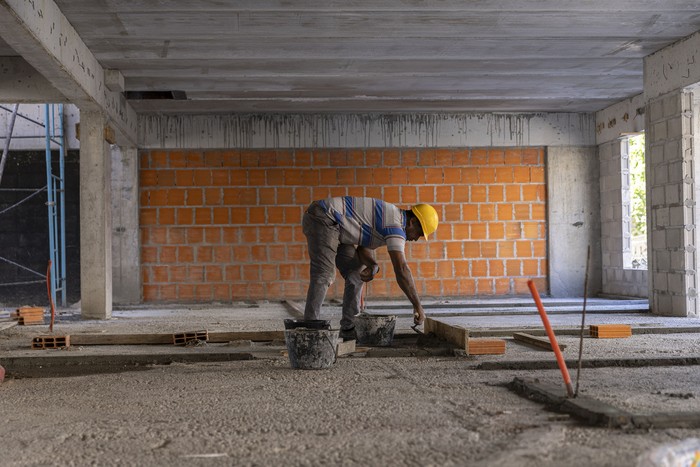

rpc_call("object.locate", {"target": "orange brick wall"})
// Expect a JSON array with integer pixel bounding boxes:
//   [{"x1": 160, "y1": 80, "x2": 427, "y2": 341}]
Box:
[{"x1": 139, "y1": 148, "x2": 547, "y2": 302}]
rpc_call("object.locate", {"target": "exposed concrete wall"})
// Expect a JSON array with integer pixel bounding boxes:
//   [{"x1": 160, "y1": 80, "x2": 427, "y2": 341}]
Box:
[
  {"x1": 596, "y1": 94, "x2": 649, "y2": 298},
  {"x1": 111, "y1": 145, "x2": 141, "y2": 304},
  {"x1": 139, "y1": 113, "x2": 595, "y2": 149},
  {"x1": 547, "y1": 146, "x2": 602, "y2": 297}
]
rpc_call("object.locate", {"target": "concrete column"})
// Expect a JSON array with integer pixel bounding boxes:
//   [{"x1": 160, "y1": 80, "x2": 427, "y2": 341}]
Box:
[
  {"x1": 79, "y1": 111, "x2": 112, "y2": 319},
  {"x1": 547, "y1": 146, "x2": 602, "y2": 296},
  {"x1": 647, "y1": 90, "x2": 697, "y2": 316},
  {"x1": 111, "y1": 145, "x2": 141, "y2": 304}
]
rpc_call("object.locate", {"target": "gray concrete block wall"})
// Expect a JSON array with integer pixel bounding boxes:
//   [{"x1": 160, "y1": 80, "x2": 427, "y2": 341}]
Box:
[
  {"x1": 647, "y1": 90, "x2": 697, "y2": 316},
  {"x1": 598, "y1": 139, "x2": 648, "y2": 297}
]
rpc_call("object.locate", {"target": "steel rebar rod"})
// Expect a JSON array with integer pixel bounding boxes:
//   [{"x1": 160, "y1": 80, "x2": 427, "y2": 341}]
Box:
[
  {"x1": 575, "y1": 245, "x2": 592, "y2": 397},
  {"x1": 0, "y1": 186, "x2": 46, "y2": 216},
  {"x1": 0, "y1": 255, "x2": 46, "y2": 277}
]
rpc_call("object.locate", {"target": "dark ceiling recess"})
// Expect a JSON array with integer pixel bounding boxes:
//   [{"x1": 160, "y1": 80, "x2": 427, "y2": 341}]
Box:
[{"x1": 124, "y1": 90, "x2": 187, "y2": 100}]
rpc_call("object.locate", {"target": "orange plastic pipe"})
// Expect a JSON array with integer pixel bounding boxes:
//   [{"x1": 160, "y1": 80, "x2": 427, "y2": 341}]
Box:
[{"x1": 527, "y1": 280, "x2": 574, "y2": 398}]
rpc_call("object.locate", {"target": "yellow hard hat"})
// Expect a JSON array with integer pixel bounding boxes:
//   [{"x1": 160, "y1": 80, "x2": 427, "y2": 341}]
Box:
[{"x1": 411, "y1": 204, "x2": 439, "y2": 239}]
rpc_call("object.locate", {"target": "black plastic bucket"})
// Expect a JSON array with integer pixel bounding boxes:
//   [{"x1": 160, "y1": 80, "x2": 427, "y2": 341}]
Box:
[{"x1": 283, "y1": 319, "x2": 331, "y2": 330}]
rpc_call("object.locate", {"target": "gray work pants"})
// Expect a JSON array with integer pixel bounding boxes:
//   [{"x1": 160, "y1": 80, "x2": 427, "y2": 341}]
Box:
[{"x1": 302, "y1": 202, "x2": 365, "y2": 331}]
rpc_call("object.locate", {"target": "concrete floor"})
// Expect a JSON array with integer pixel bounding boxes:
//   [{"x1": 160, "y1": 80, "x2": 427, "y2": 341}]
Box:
[{"x1": 1, "y1": 298, "x2": 700, "y2": 466}]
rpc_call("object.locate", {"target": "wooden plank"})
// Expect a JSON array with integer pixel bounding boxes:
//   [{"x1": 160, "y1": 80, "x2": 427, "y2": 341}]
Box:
[
  {"x1": 209, "y1": 331, "x2": 285, "y2": 342},
  {"x1": 513, "y1": 332, "x2": 567, "y2": 351},
  {"x1": 468, "y1": 339, "x2": 506, "y2": 355},
  {"x1": 69, "y1": 330, "x2": 286, "y2": 345},
  {"x1": 424, "y1": 317, "x2": 468, "y2": 352},
  {"x1": 70, "y1": 333, "x2": 173, "y2": 345},
  {"x1": 336, "y1": 339, "x2": 356, "y2": 356}
]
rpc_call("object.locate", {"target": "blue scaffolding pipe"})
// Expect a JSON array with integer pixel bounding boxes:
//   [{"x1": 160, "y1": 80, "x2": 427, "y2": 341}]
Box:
[
  {"x1": 58, "y1": 104, "x2": 66, "y2": 307},
  {"x1": 44, "y1": 104, "x2": 67, "y2": 307}
]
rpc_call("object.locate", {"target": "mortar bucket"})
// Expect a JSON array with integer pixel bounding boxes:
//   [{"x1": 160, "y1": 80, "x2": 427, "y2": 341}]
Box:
[
  {"x1": 283, "y1": 319, "x2": 331, "y2": 331},
  {"x1": 355, "y1": 314, "x2": 396, "y2": 346},
  {"x1": 284, "y1": 328, "x2": 339, "y2": 370}
]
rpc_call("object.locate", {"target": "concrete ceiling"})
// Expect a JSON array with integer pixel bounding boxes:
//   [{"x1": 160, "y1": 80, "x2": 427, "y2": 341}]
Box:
[{"x1": 4, "y1": 0, "x2": 700, "y2": 114}]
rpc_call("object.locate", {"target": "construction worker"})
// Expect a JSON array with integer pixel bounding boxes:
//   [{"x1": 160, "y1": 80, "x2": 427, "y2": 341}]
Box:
[{"x1": 302, "y1": 196, "x2": 439, "y2": 340}]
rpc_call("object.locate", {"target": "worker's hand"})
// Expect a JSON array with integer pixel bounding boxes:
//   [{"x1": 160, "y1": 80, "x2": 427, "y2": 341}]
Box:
[
  {"x1": 413, "y1": 304, "x2": 425, "y2": 326},
  {"x1": 360, "y1": 264, "x2": 380, "y2": 283}
]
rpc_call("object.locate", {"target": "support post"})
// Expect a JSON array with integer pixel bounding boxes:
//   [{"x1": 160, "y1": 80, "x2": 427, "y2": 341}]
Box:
[{"x1": 79, "y1": 111, "x2": 112, "y2": 319}]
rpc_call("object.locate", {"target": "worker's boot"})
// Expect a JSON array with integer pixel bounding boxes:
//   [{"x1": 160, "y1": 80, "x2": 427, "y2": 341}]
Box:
[{"x1": 339, "y1": 326, "x2": 357, "y2": 341}]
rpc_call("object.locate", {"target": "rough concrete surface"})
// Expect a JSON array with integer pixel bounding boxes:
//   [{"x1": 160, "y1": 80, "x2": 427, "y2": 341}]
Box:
[{"x1": 1, "y1": 300, "x2": 700, "y2": 466}]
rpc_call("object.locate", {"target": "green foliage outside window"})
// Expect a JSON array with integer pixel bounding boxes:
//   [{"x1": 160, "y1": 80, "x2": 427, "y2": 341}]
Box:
[{"x1": 629, "y1": 134, "x2": 646, "y2": 237}]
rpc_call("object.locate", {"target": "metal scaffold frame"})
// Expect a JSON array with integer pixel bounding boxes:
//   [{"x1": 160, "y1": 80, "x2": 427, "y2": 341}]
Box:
[{"x1": 0, "y1": 104, "x2": 67, "y2": 307}]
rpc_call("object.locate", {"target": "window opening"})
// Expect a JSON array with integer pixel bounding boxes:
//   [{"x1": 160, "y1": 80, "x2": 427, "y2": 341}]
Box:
[{"x1": 622, "y1": 133, "x2": 647, "y2": 269}]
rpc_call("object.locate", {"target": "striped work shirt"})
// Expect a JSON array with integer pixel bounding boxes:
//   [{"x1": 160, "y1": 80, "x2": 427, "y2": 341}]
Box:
[{"x1": 319, "y1": 196, "x2": 407, "y2": 252}]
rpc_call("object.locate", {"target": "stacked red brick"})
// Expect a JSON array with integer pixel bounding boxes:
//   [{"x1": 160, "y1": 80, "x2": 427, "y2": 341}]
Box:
[{"x1": 139, "y1": 148, "x2": 547, "y2": 302}]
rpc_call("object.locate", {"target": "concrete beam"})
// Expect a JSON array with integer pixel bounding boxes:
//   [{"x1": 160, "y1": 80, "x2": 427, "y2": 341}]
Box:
[
  {"x1": 139, "y1": 112, "x2": 596, "y2": 149},
  {"x1": 0, "y1": 0, "x2": 137, "y2": 146},
  {"x1": 595, "y1": 93, "x2": 646, "y2": 145},
  {"x1": 645, "y1": 30, "x2": 700, "y2": 100},
  {"x1": 104, "y1": 70, "x2": 125, "y2": 93},
  {"x1": 0, "y1": 57, "x2": 65, "y2": 102}
]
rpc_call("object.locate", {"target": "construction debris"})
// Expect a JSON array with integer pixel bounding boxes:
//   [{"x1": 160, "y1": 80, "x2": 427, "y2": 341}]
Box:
[
  {"x1": 513, "y1": 332, "x2": 567, "y2": 351},
  {"x1": 12, "y1": 307, "x2": 45, "y2": 325},
  {"x1": 32, "y1": 335, "x2": 71, "y2": 349},
  {"x1": 468, "y1": 339, "x2": 506, "y2": 355},
  {"x1": 590, "y1": 324, "x2": 632, "y2": 338}
]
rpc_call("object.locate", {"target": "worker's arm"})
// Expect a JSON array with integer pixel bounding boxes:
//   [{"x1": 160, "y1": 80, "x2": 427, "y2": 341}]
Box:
[
  {"x1": 357, "y1": 246, "x2": 379, "y2": 282},
  {"x1": 388, "y1": 249, "x2": 425, "y2": 325}
]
